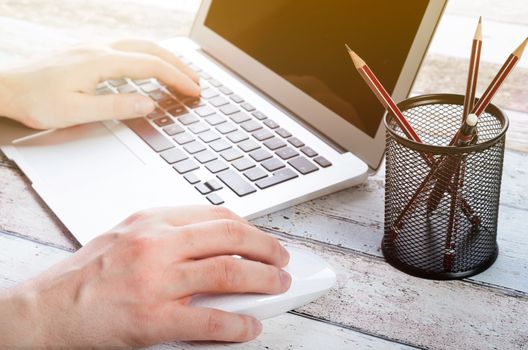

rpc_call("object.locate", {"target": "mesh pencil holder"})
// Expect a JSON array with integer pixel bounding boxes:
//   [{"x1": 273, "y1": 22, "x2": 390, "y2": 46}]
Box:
[{"x1": 382, "y1": 94, "x2": 508, "y2": 280}]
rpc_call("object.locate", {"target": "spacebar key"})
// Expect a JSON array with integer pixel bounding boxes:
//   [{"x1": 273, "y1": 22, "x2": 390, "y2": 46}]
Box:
[
  {"x1": 217, "y1": 169, "x2": 256, "y2": 197},
  {"x1": 123, "y1": 118, "x2": 174, "y2": 152},
  {"x1": 256, "y1": 168, "x2": 298, "y2": 189}
]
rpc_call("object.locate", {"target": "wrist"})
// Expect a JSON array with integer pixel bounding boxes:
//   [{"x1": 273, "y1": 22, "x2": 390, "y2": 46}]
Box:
[{"x1": 0, "y1": 287, "x2": 45, "y2": 347}]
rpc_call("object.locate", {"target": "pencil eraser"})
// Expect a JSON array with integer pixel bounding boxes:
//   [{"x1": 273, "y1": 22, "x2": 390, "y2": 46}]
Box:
[{"x1": 466, "y1": 113, "x2": 478, "y2": 127}]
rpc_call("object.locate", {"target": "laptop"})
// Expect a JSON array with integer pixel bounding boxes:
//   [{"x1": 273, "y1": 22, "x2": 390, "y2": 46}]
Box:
[{"x1": 0, "y1": 0, "x2": 446, "y2": 245}]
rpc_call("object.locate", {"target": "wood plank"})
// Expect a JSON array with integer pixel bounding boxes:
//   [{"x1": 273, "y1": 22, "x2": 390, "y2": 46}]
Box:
[
  {"x1": 0, "y1": 231, "x2": 413, "y2": 350},
  {"x1": 1, "y1": 149, "x2": 527, "y2": 291}
]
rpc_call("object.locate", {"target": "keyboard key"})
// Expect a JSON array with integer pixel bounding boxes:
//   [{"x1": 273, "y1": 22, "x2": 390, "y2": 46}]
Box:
[
  {"x1": 276, "y1": 147, "x2": 299, "y2": 160},
  {"x1": 216, "y1": 123, "x2": 238, "y2": 134},
  {"x1": 184, "y1": 141, "x2": 206, "y2": 154},
  {"x1": 188, "y1": 63, "x2": 201, "y2": 72},
  {"x1": 241, "y1": 120, "x2": 262, "y2": 132},
  {"x1": 209, "y1": 96, "x2": 230, "y2": 107},
  {"x1": 230, "y1": 94, "x2": 244, "y2": 103},
  {"x1": 314, "y1": 156, "x2": 332, "y2": 168},
  {"x1": 159, "y1": 98, "x2": 180, "y2": 110},
  {"x1": 140, "y1": 82, "x2": 161, "y2": 93},
  {"x1": 154, "y1": 116, "x2": 174, "y2": 127},
  {"x1": 264, "y1": 137, "x2": 286, "y2": 150},
  {"x1": 238, "y1": 140, "x2": 260, "y2": 153},
  {"x1": 206, "y1": 159, "x2": 229, "y2": 174},
  {"x1": 194, "y1": 150, "x2": 217, "y2": 164},
  {"x1": 230, "y1": 112, "x2": 251, "y2": 124},
  {"x1": 252, "y1": 111, "x2": 268, "y2": 120},
  {"x1": 264, "y1": 119, "x2": 279, "y2": 129},
  {"x1": 219, "y1": 86, "x2": 233, "y2": 95},
  {"x1": 232, "y1": 157, "x2": 255, "y2": 171},
  {"x1": 275, "y1": 128, "x2": 292, "y2": 138},
  {"x1": 167, "y1": 104, "x2": 187, "y2": 117},
  {"x1": 204, "y1": 114, "x2": 226, "y2": 126},
  {"x1": 108, "y1": 78, "x2": 127, "y2": 87},
  {"x1": 220, "y1": 148, "x2": 243, "y2": 162},
  {"x1": 209, "y1": 139, "x2": 232, "y2": 152},
  {"x1": 118, "y1": 84, "x2": 136, "y2": 93},
  {"x1": 149, "y1": 90, "x2": 169, "y2": 101},
  {"x1": 160, "y1": 148, "x2": 187, "y2": 164},
  {"x1": 135, "y1": 79, "x2": 154, "y2": 86},
  {"x1": 288, "y1": 156, "x2": 319, "y2": 175},
  {"x1": 173, "y1": 159, "x2": 199, "y2": 174},
  {"x1": 184, "y1": 172, "x2": 200, "y2": 184},
  {"x1": 195, "y1": 105, "x2": 216, "y2": 117},
  {"x1": 301, "y1": 146, "x2": 318, "y2": 157},
  {"x1": 261, "y1": 157, "x2": 285, "y2": 172},
  {"x1": 205, "y1": 179, "x2": 223, "y2": 191},
  {"x1": 147, "y1": 108, "x2": 165, "y2": 119},
  {"x1": 163, "y1": 124, "x2": 185, "y2": 136},
  {"x1": 244, "y1": 167, "x2": 268, "y2": 181},
  {"x1": 256, "y1": 168, "x2": 298, "y2": 189},
  {"x1": 195, "y1": 182, "x2": 213, "y2": 195},
  {"x1": 201, "y1": 88, "x2": 219, "y2": 99},
  {"x1": 227, "y1": 131, "x2": 249, "y2": 143},
  {"x1": 206, "y1": 193, "x2": 224, "y2": 205},
  {"x1": 199, "y1": 71, "x2": 212, "y2": 80},
  {"x1": 177, "y1": 113, "x2": 199, "y2": 125},
  {"x1": 188, "y1": 122, "x2": 210, "y2": 134},
  {"x1": 208, "y1": 79, "x2": 222, "y2": 87},
  {"x1": 217, "y1": 169, "x2": 256, "y2": 197},
  {"x1": 96, "y1": 86, "x2": 113, "y2": 95},
  {"x1": 199, "y1": 130, "x2": 221, "y2": 143},
  {"x1": 241, "y1": 102, "x2": 255, "y2": 112},
  {"x1": 249, "y1": 149, "x2": 272, "y2": 162},
  {"x1": 288, "y1": 137, "x2": 305, "y2": 148},
  {"x1": 252, "y1": 129, "x2": 274, "y2": 141},
  {"x1": 123, "y1": 118, "x2": 174, "y2": 152},
  {"x1": 220, "y1": 104, "x2": 240, "y2": 115},
  {"x1": 183, "y1": 98, "x2": 205, "y2": 109},
  {"x1": 173, "y1": 132, "x2": 195, "y2": 145}
]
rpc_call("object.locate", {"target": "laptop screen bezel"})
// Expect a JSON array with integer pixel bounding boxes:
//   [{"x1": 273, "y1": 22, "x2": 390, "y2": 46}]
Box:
[{"x1": 190, "y1": 0, "x2": 446, "y2": 170}]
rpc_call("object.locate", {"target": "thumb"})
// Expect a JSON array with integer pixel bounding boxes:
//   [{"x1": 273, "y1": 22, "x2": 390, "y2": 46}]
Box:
[{"x1": 70, "y1": 93, "x2": 155, "y2": 123}]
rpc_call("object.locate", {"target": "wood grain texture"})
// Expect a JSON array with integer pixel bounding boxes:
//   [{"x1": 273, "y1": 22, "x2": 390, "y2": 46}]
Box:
[{"x1": 0, "y1": 231, "x2": 412, "y2": 350}]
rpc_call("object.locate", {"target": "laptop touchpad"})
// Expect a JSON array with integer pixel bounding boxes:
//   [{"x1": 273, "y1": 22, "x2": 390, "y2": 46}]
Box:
[{"x1": 12, "y1": 122, "x2": 144, "y2": 187}]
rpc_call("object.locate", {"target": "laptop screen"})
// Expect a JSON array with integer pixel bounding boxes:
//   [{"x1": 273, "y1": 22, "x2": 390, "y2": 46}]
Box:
[{"x1": 204, "y1": 0, "x2": 429, "y2": 138}]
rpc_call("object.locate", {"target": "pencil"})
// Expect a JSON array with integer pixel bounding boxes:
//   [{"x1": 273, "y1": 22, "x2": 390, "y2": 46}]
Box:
[
  {"x1": 470, "y1": 36, "x2": 527, "y2": 117},
  {"x1": 345, "y1": 45, "x2": 422, "y2": 143},
  {"x1": 462, "y1": 17, "x2": 482, "y2": 120}
]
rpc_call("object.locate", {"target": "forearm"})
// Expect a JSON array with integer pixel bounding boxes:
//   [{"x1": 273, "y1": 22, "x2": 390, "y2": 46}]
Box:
[{"x1": 0, "y1": 287, "x2": 43, "y2": 347}]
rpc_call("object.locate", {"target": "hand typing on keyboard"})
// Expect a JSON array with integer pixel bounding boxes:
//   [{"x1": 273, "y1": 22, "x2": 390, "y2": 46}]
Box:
[
  {"x1": 0, "y1": 39, "x2": 200, "y2": 129},
  {"x1": 0, "y1": 206, "x2": 291, "y2": 347}
]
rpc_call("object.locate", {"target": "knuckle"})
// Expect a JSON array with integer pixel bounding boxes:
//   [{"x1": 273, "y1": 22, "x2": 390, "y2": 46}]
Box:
[
  {"x1": 124, "y1": 209, "x2": 154, "y2": 225},
  {"x1": 221, "y1": 219, "x2": 245, "y2": 246},
  {"x1": 124, "y1": 235, "x2": 154, "y2": 260},
  {"x1": 217, "y1": 257, "x2": 240, "y2": 289},
  {"x1": 206, "y1": 311, "x2": 225, "y2": 336},
  {"x1": 211, "y1": 206, "x2": 237, "y2": 220}
]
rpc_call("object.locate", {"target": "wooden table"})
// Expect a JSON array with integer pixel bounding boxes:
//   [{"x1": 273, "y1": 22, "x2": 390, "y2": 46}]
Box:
[{"x1": 1, "y1": 1, "x2": 527, "y2": 349}]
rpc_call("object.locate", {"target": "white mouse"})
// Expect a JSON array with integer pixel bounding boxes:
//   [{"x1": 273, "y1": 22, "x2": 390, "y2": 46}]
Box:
[{"x1": 190, "y1": 246, "x2": 337, "y2": 320}]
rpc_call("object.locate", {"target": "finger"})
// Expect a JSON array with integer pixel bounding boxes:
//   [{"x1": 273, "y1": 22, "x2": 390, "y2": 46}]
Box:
[
  {"x1": 111, "y1": 39, "x2": 200, "y2": 83},
  {"x1": 168, "y1": 219, "x2": 289, "y2": 267},
  {"x1": 64, "y1": 92, "x2": 155, "y2": 123},
  {"x1": 98, "y1": 52, "x2": 200, "y2": 97},
  {"x1": 155, "y1": 305, "x2": 262, "y2": 342},
  {"x1": 169, "y1": 256, "x2": 291, "y2": 297}
]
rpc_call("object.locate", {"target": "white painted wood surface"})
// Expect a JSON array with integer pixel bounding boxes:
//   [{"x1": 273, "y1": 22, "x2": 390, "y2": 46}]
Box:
[{"x1": 1, "y1": 1, "x2": 528, "y2": 349}]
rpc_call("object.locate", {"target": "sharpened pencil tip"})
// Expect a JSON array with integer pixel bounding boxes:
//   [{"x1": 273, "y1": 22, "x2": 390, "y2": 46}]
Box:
[
  {"x1": 513, "y1": 37, "x2": 528, "y2": 58},
  {"x1": 345, "y1": 45, "x2": 366, "y2": 69},
  {"x1": 478, "y1": 16, "x2": 482, "y2": 23},
  {"x1": 474, "y1": 16, "x2": 482, "y2": 40}
]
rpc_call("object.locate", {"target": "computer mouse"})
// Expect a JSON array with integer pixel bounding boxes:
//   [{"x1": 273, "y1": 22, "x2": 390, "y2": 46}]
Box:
[{"x1": 190, "y1": 246, "x2": 337, "y2": 320}]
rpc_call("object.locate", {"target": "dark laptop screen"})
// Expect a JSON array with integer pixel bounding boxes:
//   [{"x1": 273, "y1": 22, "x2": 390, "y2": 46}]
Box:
[{"x1": 204, "y1": 0, "x2": 429, "y2": 138}]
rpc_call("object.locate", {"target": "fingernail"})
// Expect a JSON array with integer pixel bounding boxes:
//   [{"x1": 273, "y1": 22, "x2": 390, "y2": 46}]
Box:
[
  {"x1": 252, "y1": 318, "x2": 262, "y2": 336},
  {"x1": 280, "y1": 270, "x2": 291, "y2": 287},
  {"x1": 135, "y1": 98, "x2": 155, "y2": 114},
  {"x1": 281, "y1": 246, "x2": 290, "y2": 264}
]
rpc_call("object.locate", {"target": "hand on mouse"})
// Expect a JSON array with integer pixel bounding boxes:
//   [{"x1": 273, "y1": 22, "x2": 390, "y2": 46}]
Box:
[
  {"x1": 0, "y1": 206, "x2": 291, "y2": 348},
  {"x1": 0, "y1": 39, "x2": 200, "y2": 130}
]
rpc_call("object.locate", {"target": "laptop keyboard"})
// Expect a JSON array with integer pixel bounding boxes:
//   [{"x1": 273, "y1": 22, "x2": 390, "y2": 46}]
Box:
[{"x1": 96, "y1": 54, "x2": 332, "y2": 205}]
